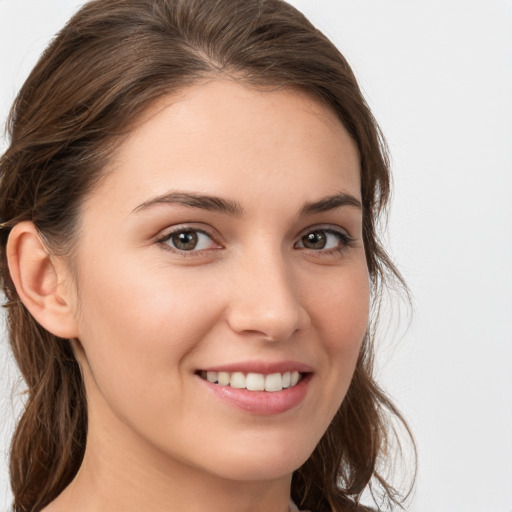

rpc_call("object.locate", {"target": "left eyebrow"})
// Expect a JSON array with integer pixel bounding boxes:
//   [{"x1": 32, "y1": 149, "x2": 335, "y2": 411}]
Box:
[{"x1": 299, "y1": 192, "x2": 362, "y2": 216}]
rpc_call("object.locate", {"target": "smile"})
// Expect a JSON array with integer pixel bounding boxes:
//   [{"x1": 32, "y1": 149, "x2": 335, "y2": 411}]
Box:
[{"x1": 198, "y1": 370, "x2": 303, "y2": 392}]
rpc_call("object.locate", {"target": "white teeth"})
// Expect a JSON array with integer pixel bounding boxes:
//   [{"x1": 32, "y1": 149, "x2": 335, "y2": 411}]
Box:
[
  {"x1": 246, "y1": 373, "x2": 265, "y2": 391},
  {"x1": 265, "y1": 373, "x2": 283, "y2": 392},
  {"x1": 206, "y1": 371, "x2": 218, "y2": 383},
  {"x1": 200, "y1": 370, "x2": 304, "y2": 391},
  {"x1": 230, "y1": 372, "x2": 246, "y2": 389},
  {"x1": 217, "y1": 372, "x2": 230, "y2": 386}
]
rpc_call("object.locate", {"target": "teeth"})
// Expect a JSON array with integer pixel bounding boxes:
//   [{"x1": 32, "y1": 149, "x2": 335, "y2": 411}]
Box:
[
  {"x1": 200, "y1": 370, "x2": 303, "y2": 392},
  {"x1": 246, "y1": 373, "x2": 265, "y2": 391},
  {"x1": 217, "y1": 372, "x2": 230, "y2": 386},
  {"x1": 230, "y1": 372, "x2": 246, "y2": 389},
  {"x1": 265, "y1": 373, "x2": 283, "y2": 392}
]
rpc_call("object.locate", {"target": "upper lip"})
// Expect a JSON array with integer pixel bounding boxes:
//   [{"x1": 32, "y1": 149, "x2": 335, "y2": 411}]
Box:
[{"x1": 197, "y1": 360, "x2": 313, "y2": 374}]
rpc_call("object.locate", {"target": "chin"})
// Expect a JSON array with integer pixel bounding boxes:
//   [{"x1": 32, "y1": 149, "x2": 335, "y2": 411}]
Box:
[
  {"x1": 210, "y1": 455, "x2": 307, "y2": 483},
  {"x1": 190, "y1": 432, "x2": 317, "y2": 483}
]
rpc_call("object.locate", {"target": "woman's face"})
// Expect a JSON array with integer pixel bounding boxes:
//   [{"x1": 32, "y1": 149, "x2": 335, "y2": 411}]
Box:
[{"x1": 67, "y1": 79, "x2": 369, "y2": 482}]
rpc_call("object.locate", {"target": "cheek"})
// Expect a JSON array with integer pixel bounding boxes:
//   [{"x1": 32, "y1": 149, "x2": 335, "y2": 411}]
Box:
[
  {"x1": 73, "y1": 258, "x2": 224, "y2": 393},
  {"x1": 72, "y1": 262, "x2": 228, "y2": 441},
  {"x1": 78, "y1": 254, "x2": 216, "y2": 333},
  {"x1": 306, "y1": 263, "x2": 370, "y2": 409},
  {"x1": 308, "y1": 263, "x2": 370, "y2": 352}
]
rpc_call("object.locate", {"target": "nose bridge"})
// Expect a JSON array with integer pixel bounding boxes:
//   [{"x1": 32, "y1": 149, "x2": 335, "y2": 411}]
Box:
[{"x1": 227, "y1": 243, "x2": 310, "y2": 341}]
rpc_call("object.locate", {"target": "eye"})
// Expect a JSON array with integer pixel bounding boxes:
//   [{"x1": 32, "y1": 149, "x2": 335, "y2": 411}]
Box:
[
  {"x1": 160, "y1": 228, "x2": 218, "y2": 252},
  {"x1": 295, "y1": 228, "x2": 352, "y2": 252}
]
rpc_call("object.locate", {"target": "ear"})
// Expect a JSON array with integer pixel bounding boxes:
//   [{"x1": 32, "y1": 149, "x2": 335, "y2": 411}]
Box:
[{"x1": 6, "y1": 221, "x2": 79, "y2": 339}]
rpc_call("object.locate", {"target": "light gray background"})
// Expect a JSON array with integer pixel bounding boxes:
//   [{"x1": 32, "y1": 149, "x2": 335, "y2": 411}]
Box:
[{"x1": 1, "y1": 1, "x2": 511, "y2": 511}]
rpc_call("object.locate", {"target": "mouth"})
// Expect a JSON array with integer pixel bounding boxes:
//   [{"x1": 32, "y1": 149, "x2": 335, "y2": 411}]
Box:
[
  {"x1": 196, "y1": 370, "x2": 306, "y2": 392},
  {"x1": 195, "y1": 364, "x2": 312, "y2": 415}
]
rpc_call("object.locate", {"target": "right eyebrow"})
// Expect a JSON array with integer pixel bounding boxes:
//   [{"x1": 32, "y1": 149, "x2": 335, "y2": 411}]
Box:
[{"x1": 131, "y1": 191, "x2": 244, "y2": 216}]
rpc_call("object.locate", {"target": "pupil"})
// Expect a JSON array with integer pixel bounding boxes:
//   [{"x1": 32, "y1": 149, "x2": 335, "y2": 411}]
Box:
[
  {"x1": 303, "y1": 231, "x2": 326, "y2": 249},
  {"x1": 173, "y1": 231, "x2": 198, "y2": 250}
]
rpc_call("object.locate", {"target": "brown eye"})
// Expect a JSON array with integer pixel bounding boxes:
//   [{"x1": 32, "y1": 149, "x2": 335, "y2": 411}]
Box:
[
  {"x1": 171, "y1": 230, "x2": 199, "y2": 251},
  {"x1": 301, "y1": 231, "x2": 327, "y2": 249},
  {"x1": 296, "y1": 228, "x2": 352, "y2": 252},
  {"x1": 159, "y1": 227, "x2": 220, "y2": 254}
]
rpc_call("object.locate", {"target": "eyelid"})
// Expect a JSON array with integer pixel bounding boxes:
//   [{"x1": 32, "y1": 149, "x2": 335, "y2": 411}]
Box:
[
  {"x1": 156, "y1": 224, "x2": 223, "y2": 254},
  {"x1": 294, "y1": 225, "x2": 355, "y2": 251}
]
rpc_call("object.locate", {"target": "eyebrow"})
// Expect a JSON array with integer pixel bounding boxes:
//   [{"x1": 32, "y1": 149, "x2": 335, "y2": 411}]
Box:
[
  {"x1": 299, "y1": 192, "x2": 362, "y2": 215},
  {"x1": 132, "y1": 190, "x2": 362, "y2": 216},
  {"x1": 132, "y1": 191, "x2": 244, "y2": 216}
]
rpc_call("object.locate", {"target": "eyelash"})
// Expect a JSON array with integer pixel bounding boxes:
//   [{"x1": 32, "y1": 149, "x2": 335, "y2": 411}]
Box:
[
  {"x1": 295, "y1": 227, "x2": 355, "y2": 255},
  {"x1": 156, "y1": 226, "x2": 220, "y2": 257},
  {"x1": 156, "y1": 225, "x2": 355, "y2": 257}
]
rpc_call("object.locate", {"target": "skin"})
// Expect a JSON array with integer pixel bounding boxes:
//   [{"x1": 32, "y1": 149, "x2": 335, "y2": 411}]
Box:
[{"x1": 14, "y1": 79, "x2": 369, "y2": 512}]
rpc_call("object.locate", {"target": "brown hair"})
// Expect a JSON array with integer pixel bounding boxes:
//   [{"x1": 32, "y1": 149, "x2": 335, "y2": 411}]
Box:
[{"x1": 0, "y1": 1, "x2": 414, "y2": 510}]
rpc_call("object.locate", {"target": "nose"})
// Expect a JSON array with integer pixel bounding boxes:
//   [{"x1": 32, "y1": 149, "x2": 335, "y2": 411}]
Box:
[{"x1": 226, "y1": 250, "x2": 311, "y2": 342}]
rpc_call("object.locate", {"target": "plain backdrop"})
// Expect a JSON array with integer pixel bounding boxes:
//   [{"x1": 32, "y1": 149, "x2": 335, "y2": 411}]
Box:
[{"x1": 0, "y1": 1, "x2": 511, "y2": 511}]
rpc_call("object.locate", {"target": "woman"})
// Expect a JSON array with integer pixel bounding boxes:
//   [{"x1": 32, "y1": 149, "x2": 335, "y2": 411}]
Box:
[{"x1": 0, "y1": 0, "x2": 414, "y2": 511}]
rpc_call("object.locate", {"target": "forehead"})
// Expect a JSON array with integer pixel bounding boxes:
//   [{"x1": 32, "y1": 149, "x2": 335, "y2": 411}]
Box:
[{"x1": 86, "y1": 79, "x2": 361, "y2": 216}]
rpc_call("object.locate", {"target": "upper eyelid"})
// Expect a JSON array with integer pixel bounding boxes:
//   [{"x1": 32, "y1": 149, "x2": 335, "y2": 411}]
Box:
[
  {"x1": 297, "y1": 224, "x2": 353, "y2": 239},
  {"x1": 156, "y1": 223, "x2": 219, "y2": 241}
]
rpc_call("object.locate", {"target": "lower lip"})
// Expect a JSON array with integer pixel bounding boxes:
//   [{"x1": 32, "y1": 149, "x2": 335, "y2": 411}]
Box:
[{"x1": 198, "y1": 374, "x2": 312, "y2": 415}]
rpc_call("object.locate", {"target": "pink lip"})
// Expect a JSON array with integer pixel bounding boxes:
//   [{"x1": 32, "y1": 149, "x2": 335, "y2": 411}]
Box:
[
  {"x1": 199, "y1": 360, "x2": 313, "y2": 374},
  {"x1": 197, "y1": 372, "x2": 312, "y2": 416}
]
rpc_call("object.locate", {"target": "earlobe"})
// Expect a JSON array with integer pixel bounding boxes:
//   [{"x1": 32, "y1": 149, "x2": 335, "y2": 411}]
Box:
[{"x1": 6, "y1": 221, "x2": 79, "y2": 339}]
